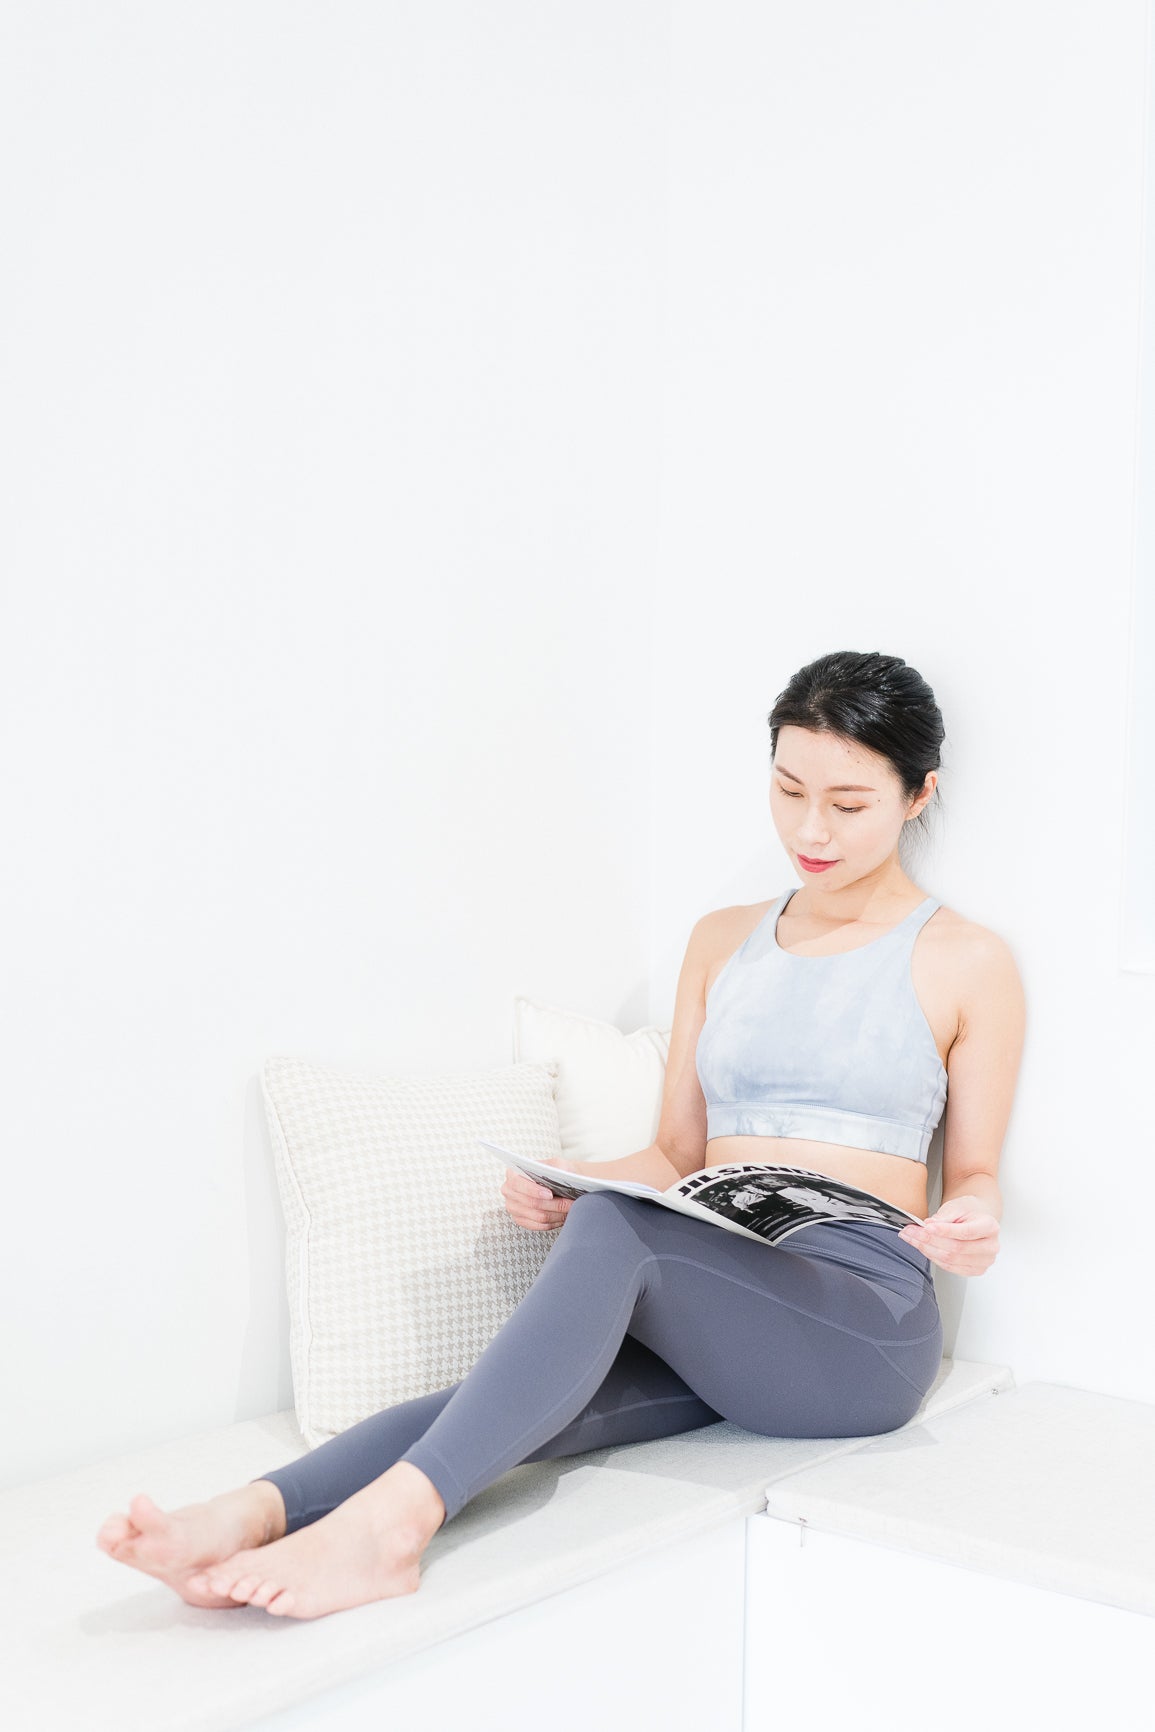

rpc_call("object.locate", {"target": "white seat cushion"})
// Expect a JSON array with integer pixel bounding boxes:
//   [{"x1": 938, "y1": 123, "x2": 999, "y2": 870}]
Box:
[
  {"x1": 761, "y1": 1380, "x2": 1155, "y2": 1616},
  {"x1": 2, "y1": 1357, "x2": 1009, "y2": 1732}
]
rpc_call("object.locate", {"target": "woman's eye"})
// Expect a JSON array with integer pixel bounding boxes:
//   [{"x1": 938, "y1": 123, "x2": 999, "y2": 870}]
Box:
[{"x1": 777, "y1": 788, "x2": 863, "y2": 815}]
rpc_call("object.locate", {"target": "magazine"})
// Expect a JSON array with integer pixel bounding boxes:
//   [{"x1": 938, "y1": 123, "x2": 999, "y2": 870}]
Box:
[{"x1": 478, "y1": 1137, "x2": 923, "y2": 1249}]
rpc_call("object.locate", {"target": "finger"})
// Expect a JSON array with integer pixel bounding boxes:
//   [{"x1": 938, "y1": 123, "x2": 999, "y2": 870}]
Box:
[
  {"x1": 518, "y1": 1170, "x2": 550, "y2": 1194},
  {"x1": 921, "y1": 1235, "x2": 953, "y2": 1256},
  {"x1": 504, "y1": 1187, "x2": 555, "y2": 1226},
  {"x1": 515, "y1": 1176, "x2": 556, "y2": 1205},
  {"x1": 515, "y1": 1169, "x2": 556, "y2": 1198},
  {"x1": 908, "y1": 1227, "x2": 967, "y2": 1251},
  {"x1": 912, "y1": 1217, "x2": 995, "y2": 1240},
  {"x1": 916, "y1": 1237, "x2": 991, "y2": 1273},
  {"x1": 512, "y1": 1206, "x2": 549, "y2": 1230},
  {"x1": 511, "y1": 1191, "x2": 565, "y2": 1227}
]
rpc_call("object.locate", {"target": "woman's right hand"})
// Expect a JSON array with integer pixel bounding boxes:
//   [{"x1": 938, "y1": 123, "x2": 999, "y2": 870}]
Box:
[{"x1": 500, "y1": 1156, "x2": 581, "y2": 1231}]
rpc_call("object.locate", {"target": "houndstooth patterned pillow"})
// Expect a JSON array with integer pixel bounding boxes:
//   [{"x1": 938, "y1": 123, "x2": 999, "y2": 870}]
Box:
[{"x1": 260, "y1": 1054, "x2": 565, "y2": 1448}]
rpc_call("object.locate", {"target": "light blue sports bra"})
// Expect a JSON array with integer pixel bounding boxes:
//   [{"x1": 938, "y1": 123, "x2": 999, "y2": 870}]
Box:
[{"x1": 694, "y1": 887, "x2": 949, "y2": 1165}]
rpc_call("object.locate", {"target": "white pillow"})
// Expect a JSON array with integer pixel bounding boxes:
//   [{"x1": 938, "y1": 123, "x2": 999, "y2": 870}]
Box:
[
  {"x1": 260, "y1": 1054, "x2": 565, "y2": 1449},
  {"x1": 512, "y1": 994, "x2": 672, "y2": 1164}
]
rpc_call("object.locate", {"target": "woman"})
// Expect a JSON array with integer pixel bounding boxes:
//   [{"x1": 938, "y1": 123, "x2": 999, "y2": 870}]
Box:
[{"x1": 95, "y1": 649, "x2": 1026, "y2": 1620}]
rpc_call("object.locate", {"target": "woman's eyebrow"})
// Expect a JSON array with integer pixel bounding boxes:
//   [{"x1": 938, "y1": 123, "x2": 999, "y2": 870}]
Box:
[{"x1": 775, "y1": 766, "x2": 877, "y2": 792}]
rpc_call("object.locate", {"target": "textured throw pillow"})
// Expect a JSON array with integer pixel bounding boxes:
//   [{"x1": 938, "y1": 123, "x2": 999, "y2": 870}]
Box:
[
  {"x1": 512, "y1": 994, "x2": 672, "y2": 1164},
  {"x1": 260, "y1": 1054, "x2": 565, "y2": 1448}
]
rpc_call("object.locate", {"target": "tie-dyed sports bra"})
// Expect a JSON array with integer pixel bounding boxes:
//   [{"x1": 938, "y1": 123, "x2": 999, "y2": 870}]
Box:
[{"x1": 694, "y1": 887, "x2": 948, "y2": 1165}]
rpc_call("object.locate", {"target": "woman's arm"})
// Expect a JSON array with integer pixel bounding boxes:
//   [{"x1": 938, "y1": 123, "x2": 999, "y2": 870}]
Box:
[
  {"x1": 568, "y1": 1144, "x2": 685, "y2": 1190},
  {"x1": 899, "y1": 928, "x2": 1025, "y2": 1275}
]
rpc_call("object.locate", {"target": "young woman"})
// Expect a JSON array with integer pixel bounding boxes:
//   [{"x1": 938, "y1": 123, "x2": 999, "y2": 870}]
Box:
[{"x1": 96, "y1": 649, "x2": 1026, "y2": 1620}]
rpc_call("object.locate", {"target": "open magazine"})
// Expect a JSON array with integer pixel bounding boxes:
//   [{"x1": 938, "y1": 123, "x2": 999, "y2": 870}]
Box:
[{"x1": 478, "y1": 1137, "x2": 923, "y2": 1249}]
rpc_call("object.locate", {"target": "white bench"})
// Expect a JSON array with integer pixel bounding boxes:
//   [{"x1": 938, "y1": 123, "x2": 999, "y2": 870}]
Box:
[
  {"x1": 1, "y1": 1357, "x2": 1009, "y2": 1732},
  {"x1": 749, "y1": 1381, "x2": 1155, "y2": 1731}
]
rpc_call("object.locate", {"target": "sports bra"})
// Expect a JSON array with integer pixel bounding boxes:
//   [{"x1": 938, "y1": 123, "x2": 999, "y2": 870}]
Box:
[{"x1": 694, "y1": 887, "x2": 949, "y2": 1165}]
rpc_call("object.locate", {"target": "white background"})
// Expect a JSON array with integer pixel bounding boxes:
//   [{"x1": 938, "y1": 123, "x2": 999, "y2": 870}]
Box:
[{"x1": 2, "y1": 1, "x2": 1152, "y2": 1492}]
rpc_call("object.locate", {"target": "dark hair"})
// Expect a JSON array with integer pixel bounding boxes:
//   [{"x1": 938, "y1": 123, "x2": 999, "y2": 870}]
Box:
[{"x1": 767, "y1": 651, "x2": 946, "y2": 861}]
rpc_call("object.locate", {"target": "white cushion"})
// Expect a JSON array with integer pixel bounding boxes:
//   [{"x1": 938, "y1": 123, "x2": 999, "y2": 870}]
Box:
[
  {"x1": 512, "y1": 994, "x2": 672, "y2": 1163},
  {"x1": 260, "y1": 1054, "x2": 565, "y2": 1449},
  {"x1": 760, "y1": 1380, "x2": 1155, "y2": 1616}
]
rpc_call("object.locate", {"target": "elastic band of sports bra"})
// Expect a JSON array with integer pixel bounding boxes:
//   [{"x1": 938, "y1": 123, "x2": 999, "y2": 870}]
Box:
[{"x1": 704, "y1": 1101, "x2": 934, "y2": 1166}]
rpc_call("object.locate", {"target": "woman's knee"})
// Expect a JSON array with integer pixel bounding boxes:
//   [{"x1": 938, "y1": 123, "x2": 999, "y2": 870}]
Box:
[
  {"x1": 561, "y1": 1189, "x2": 657, "y2": 1251},
  {"x1": 565, "y1": 1189, "x2": 651, "y2": 1227}
]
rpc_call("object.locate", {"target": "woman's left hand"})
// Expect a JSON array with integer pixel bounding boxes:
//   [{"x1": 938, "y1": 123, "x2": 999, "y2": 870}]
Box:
[{"x1": 897, "y1": 1196, "x2": 1001, "y2": 1277}]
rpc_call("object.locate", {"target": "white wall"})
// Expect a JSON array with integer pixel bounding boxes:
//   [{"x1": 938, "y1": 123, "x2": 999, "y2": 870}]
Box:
[
  {"x1": 3, "y1": 2, "x2": 1152, "y2": 1493},
  {"x1": 652, "y1": 0, "x2": 1155, "y2": 1403},
  {"x1": 1124, "y1": 0, "x2": 1155, "y2": 972},
  {"x1": 0, "y1": 1, "x2": 667, "y2": 1490}
]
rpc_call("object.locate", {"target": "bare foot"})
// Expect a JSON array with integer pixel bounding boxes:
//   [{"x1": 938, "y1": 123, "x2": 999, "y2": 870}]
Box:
[
  {"x1": 95, "y1": 1481, "x2": 286, "y2": 1609},
  {"x1": 192, "y1": 1462, "x2": 446, "y2": 1620}
]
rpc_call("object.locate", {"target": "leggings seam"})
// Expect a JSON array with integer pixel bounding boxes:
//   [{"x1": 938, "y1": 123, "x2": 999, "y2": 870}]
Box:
[
  {"x1": 645, "y1": 1250, "x2": 940, "y2": 1348},
  {"x1": 551, "y1": 1389, "x2": 713, "y2": 1431},
  {"x1": 873, "y1": 1339, "x2": 941, "y2": 1396}
]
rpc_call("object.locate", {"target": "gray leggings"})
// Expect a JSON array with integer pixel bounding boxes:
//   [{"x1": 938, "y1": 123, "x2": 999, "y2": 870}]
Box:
[{"x1": 253, "y1": 1189, "x2": 942, "y2": 1531}]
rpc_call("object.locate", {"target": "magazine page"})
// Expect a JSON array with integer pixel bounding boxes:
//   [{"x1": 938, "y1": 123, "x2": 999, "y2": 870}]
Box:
[
  {"x1": 673, "y1": 1162, "x2": 923, "y2": 1241},
  {"x1": 477, "y1": 1139, "x2": 664, "y2": 1201}
]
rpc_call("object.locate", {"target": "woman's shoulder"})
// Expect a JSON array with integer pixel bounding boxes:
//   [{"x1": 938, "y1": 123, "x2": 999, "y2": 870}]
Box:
[
  {"x1": 693, "y1": 897, "x2": 780, "y2": 948},
  {"x1": 929, "y1": 897, "x2": 1014, "y2": 950},
  {"x1": 927, "y1": 903, "x2": 1026, "y2": 1053},
  {"x1": 929, "y1": 900, "x2": 1024, "y2": 992}
]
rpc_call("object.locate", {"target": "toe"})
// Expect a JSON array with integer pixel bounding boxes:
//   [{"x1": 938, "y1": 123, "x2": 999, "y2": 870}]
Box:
[
  {"x1": 208, "y1": 1547, "x2": 263, "y2": 1596},
  {"x1": 98, "y1": 1515, "x2": 132, "y2": 1545},
  {"x1": 266, "y1": 1591, "x2": 294, "y2": 1616},
  {"x1": 129, "y1": 1493, "x2": 168, "y2": 1533},
  {"x1": 248, "y1": 1580, "x2": 280, "y2": 1609},
  {"x1": 228, "y1": 1575, "x2": 260, "y2": 1602}
]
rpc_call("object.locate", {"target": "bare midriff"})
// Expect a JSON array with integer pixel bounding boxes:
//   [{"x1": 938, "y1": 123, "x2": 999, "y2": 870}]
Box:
[{"x1": 704, "y1": 1134, "x2": 929, "y2": 1218}]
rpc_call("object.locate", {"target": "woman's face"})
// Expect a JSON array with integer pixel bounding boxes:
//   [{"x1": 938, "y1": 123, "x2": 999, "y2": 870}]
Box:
[{"x1": 769, "y1": 725, "x2": 932, "y2": 882}]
